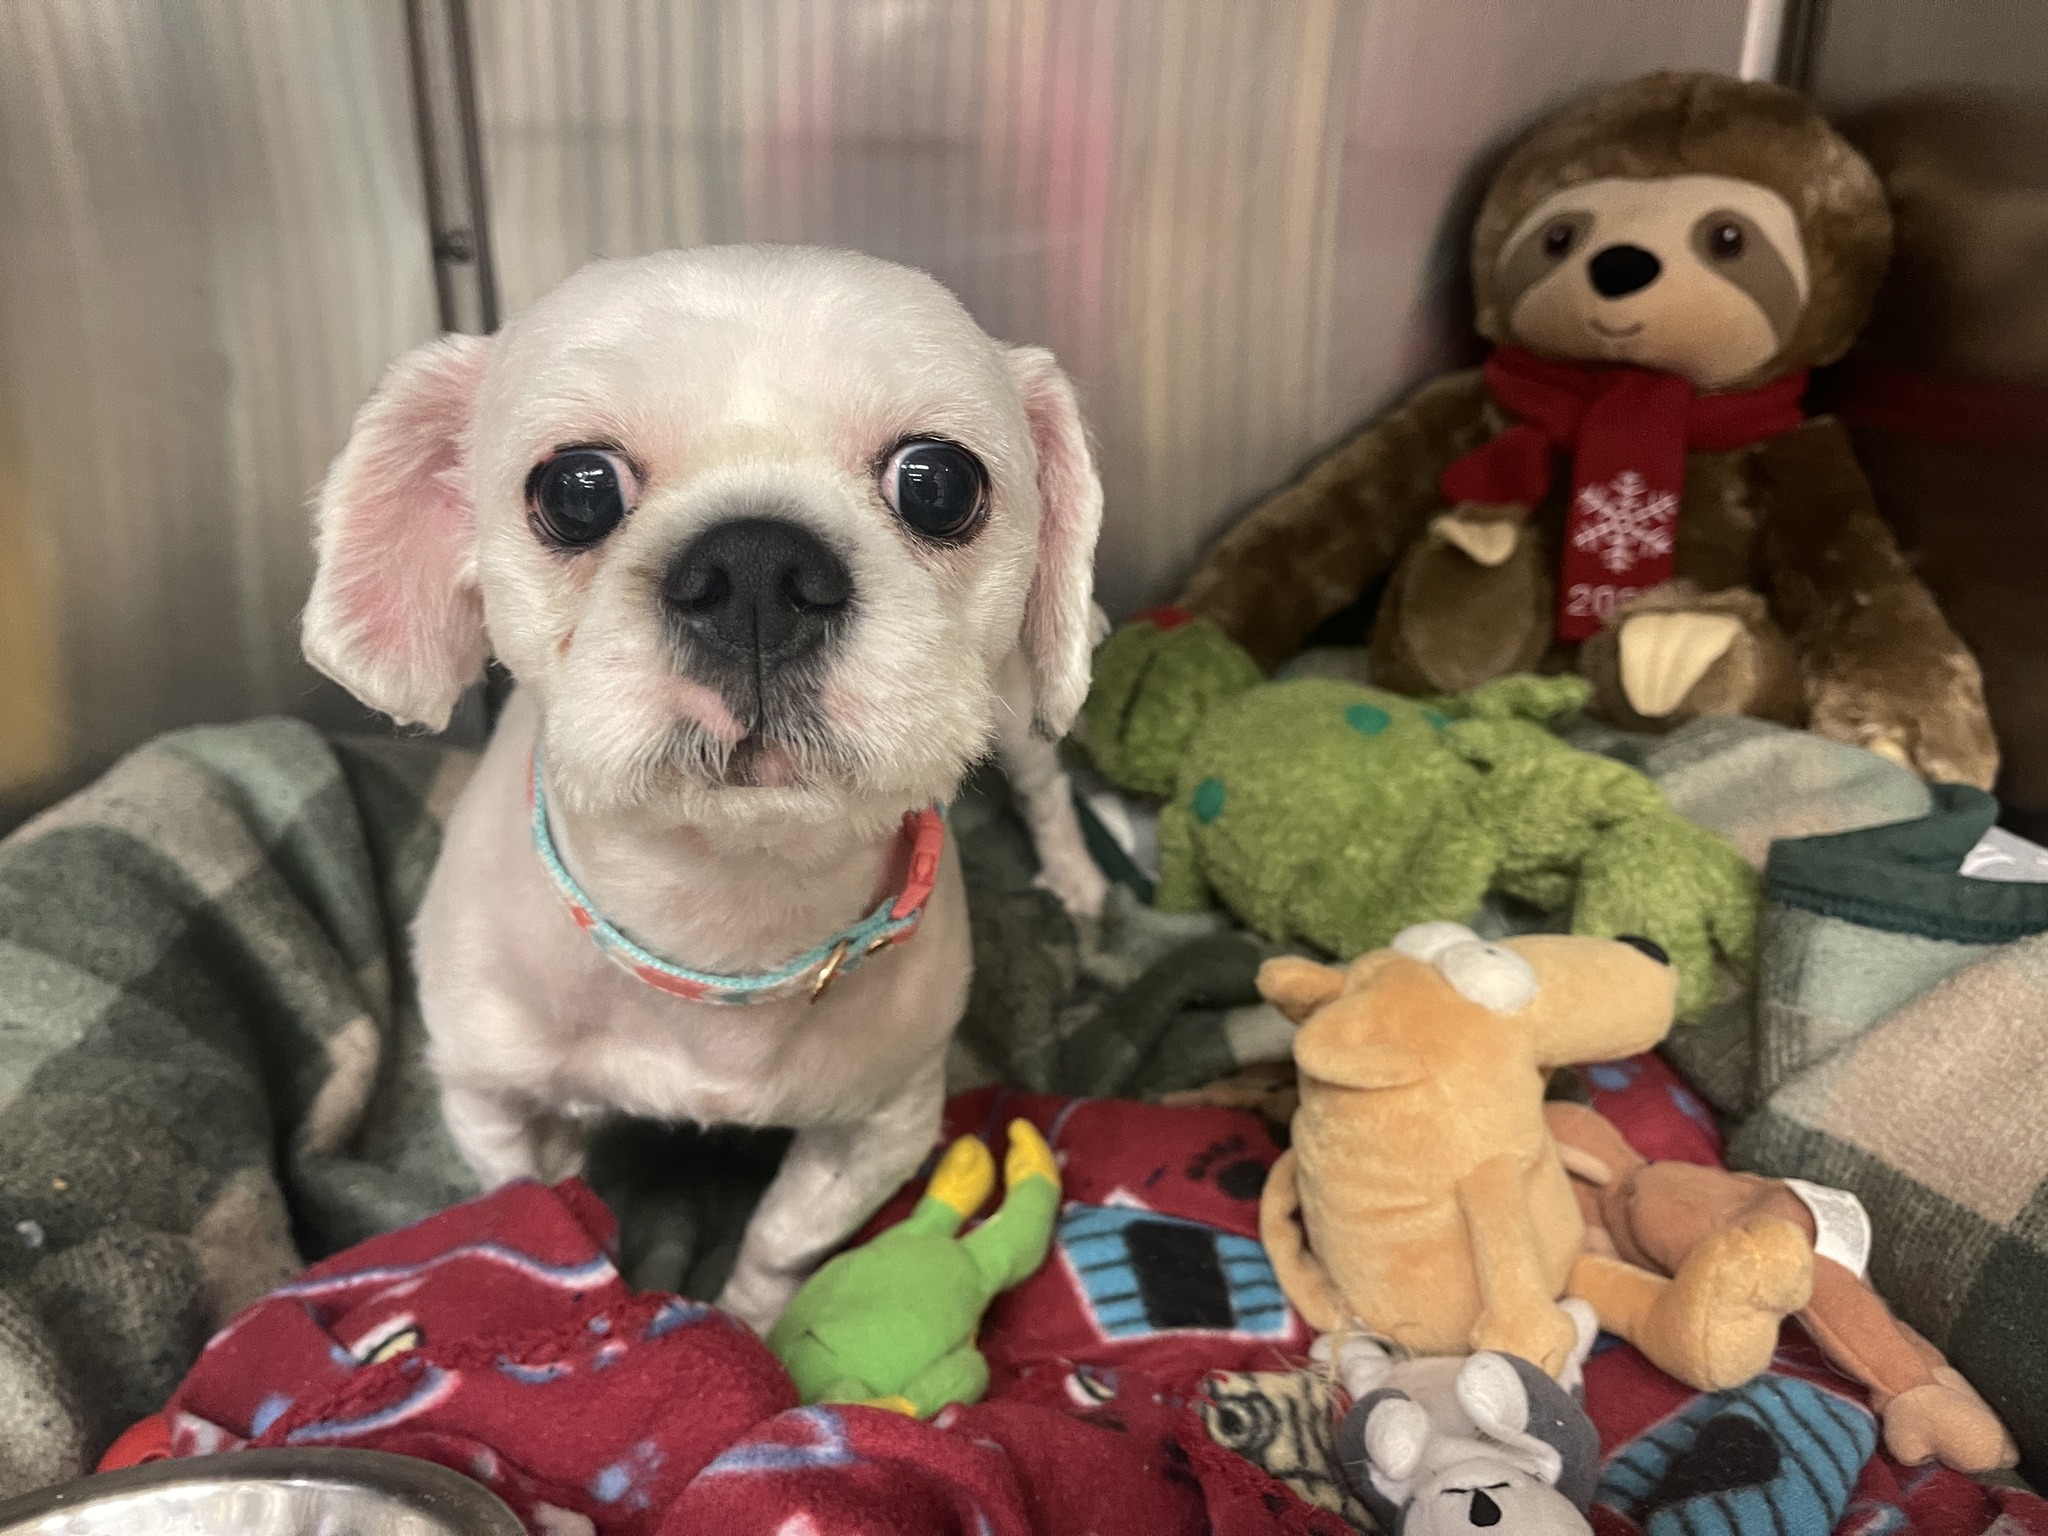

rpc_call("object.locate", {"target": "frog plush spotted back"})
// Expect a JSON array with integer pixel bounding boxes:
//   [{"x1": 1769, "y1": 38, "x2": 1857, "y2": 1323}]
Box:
[{"x1": 1080, "y1": 614, "x2": 1756, "y2": 1017}]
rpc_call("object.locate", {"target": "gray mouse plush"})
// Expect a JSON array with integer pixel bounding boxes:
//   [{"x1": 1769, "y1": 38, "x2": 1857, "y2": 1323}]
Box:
[{"x1": 1320, "y1": 1304, "x2": 1603, "y2": 1535}]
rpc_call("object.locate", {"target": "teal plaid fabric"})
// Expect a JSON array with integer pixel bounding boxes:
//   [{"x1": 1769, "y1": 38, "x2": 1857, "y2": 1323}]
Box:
[
  {"x1": 0, "y1": 719, "x2": 1269, "y2": 1494},
  {"x1": 5, "y1": 707, "x2": 2045, "y2": 1494},
  {"x1": 1562, "y1": 714, "x2": 1938, "y2": 1116},
  {"x1": 1733, "y1": 931, "x2": 2048, "y2": 1482},
  {"x1": 0, "y1": 721, "x2": 475, "y2": 1492},
  {"x1": 1750, "y1": 784, "x2": 2048, "y2": 1103},
  {"x1": 1731, "y1": 791, "x2": 2048, "y2": 1482}
]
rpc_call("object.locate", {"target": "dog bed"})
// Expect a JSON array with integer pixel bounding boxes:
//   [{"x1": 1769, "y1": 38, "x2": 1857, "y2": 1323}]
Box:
[
  {"x1": 93, "y1": 1074, "x2": 2048, "y2": 1534},
  {"x1": 0, "y1": 711, "x2": 2044, "y2": 1526}
]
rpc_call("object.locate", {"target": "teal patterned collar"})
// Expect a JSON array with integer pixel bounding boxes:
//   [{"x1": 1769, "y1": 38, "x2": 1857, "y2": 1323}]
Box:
[{"x1": 528, "y1": 754, "x2": 946, "y2": 1006}]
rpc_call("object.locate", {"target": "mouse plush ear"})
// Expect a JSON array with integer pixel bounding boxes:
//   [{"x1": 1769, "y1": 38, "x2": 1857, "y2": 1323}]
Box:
[
  {"x1": 301, "y1": 334, "x2": 492, "y2": 730},
  {"x1": 1007, "y1": 346, "x2": 1104, "y2": 739}
]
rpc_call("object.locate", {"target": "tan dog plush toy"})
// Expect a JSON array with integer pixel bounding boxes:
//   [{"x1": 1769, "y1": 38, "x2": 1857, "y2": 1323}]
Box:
[
  {"x1": 1259, "y1": 922, "x2": 1812, "y2": 1390},
  {"x1": 1147, "y1": 71, "x2": 1997, "y2": 788},
  {"x1": 1546, "y1": 1100, "x2": 2018, "y2": 1472}
]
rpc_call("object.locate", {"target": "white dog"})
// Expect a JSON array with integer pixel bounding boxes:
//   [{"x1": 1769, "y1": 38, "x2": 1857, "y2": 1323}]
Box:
[{"x1": 302, "y1": 246, "x2": 1106, "y2": 1332}]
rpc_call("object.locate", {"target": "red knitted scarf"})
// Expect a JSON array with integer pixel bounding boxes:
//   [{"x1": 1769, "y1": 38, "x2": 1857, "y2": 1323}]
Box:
[{"x1": 1440, "y1": 346, "x2": 1808, "y2": 640}]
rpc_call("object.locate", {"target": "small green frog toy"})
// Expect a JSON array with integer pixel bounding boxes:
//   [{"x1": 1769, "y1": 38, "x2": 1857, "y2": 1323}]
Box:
[
  {"x1": 766, "y1": 1120, "x2": 1060, "y2": 1418},
  {"x1": 1081, "y1": 613, "x2": 1758, "y2": 1018}
]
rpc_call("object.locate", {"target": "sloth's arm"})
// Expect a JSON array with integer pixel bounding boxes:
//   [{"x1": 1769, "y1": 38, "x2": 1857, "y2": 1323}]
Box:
[{"x1": 1177, "y1": 369, "x2": 1498, "y2": 670}]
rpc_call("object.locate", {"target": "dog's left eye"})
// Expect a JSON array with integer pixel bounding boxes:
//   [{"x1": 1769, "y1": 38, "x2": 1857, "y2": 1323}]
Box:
[
  {"x1": 529, "y1": 448, "x2": 635, "y2": 548},
  {"x1": 882, "y1": 439, "x2": 987, "y2": 543}
]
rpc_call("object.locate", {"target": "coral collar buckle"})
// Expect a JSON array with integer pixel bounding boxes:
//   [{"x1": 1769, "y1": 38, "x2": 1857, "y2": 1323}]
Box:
[{"x1": 528, "y1": 755, "x2": 947, "y2": 1007}]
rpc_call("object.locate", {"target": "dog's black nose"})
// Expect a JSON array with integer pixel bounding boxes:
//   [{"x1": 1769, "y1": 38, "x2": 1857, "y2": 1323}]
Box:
[
  {"x1": 662, "y1": 518, "x2": 852, "y2": 666},
  {"x1": 1616, "y1": 934, "x2": 1671, "y2": 966},
  {"x1": 1588, "y1": 243, "x2": 1662, "y2": 297},
  {"x1": 1469, "y1": 1488, "x2": 1503, "y2": 1526}
]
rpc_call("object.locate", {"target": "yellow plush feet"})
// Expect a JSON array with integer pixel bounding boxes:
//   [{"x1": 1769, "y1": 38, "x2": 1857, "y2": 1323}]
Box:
[
  {"x1": 927, "y1": 1134, "x2": 997, "y2": 1218},
  {"x1": 858, "y1": 1395, "x2": 919, "y2": 1417},
  {"x1": 1004, "y1": 1119, "x2": 1058, "y2": 1189}
]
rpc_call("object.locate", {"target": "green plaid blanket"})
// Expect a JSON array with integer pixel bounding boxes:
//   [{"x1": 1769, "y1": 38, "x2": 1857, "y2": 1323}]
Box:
[
  {"x1": 1, "y1": 710, "x2": 2042, "y2": 1493},
  {"x1": 0, "y1": 719, "x2": 1272, "y2": 1493},
  {"x1": 1561, "y1": 713, "x2": 1936, "y2": 1116},
  {"x1": 1730, "y1": 794, "x2": 2048, "y2": 1486},
  {"x1": 0, "y1": 725, "x2": 474, "y2": 1492}
]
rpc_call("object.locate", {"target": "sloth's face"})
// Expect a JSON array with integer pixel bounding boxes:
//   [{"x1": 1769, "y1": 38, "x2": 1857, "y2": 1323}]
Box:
[{"x1": 1496, "y1": 174, "x2": 1810, "y2": 389}]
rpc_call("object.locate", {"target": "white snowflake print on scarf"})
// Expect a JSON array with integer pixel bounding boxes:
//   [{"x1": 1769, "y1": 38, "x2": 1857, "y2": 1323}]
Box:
[{"x1": 1570, "y1": 470, "x2": 1678, "y2": 573}]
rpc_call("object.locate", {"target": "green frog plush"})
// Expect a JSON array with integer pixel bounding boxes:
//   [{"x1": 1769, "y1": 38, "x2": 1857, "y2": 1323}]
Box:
[
  {"x1": 1081, "y1": 614, "x2": 1757, "y2": 1017},
  {"x1": 766, "y1": 1120, "x2": 1059, "y2": 1418}
]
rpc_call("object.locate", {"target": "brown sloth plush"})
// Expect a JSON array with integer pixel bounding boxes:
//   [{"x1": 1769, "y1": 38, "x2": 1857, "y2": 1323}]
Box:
[{"x1": 1154, "y1": 72, "x2": 1997, "y2": 788}]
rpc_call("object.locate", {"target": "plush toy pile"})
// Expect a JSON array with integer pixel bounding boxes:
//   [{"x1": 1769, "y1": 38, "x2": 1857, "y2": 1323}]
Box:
[
  {"x1": 1256, "y1": 925, "x2": 1812, "y2": 1393},
  {"x1": 47, "y1": 65, "x2": 2043, "y2": 1536},
  {"x1": 1113, "y1": 71, "x2": 1998, "y2": 789},
  {"x1": 118, "y1": 1078, "x2": 2039, "y2": 1536},
  {"x1": 1058, "y1": 65, "x2": 2027, "y2": 1535}
]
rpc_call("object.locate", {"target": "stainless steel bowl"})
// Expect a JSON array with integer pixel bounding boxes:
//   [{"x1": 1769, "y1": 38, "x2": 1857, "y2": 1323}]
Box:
[{"x1": 0, "y1": 1449, "x2": 525, "y2": 1535}]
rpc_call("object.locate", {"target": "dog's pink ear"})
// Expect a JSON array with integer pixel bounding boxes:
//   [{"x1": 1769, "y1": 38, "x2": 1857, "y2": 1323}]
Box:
[
  {"x1": 302, "y1": 334, "x2": 492, "y2": 730},
  {"x1": 1007, "y1": 346, "x2": 1103, "y2": 739}
]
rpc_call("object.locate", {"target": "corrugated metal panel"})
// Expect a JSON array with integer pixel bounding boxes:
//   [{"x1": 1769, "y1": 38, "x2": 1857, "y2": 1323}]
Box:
[
  {"x1": 0, "y1": 0, "x2": 1770, "y2": 817},
  {"x1": 471, "y1": 0, "x2": 1755, "y2": 614},
  {"x1": 0, "y1": 1, "x2": 438, "y2": 806}
]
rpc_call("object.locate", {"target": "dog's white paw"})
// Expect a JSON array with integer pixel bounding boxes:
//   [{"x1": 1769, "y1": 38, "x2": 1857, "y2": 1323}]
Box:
[
  {"x1": 1033, "y1": 857, "x2": 1110, "y2": 921},
  {"x1": 716, "y1": 1263, "x2": 804, "y2": 1337}
]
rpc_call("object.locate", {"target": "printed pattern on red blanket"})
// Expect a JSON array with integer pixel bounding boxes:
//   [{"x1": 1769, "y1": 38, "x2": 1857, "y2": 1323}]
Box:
[
  {"x1": 850, "y1": 1088, "x2": 1316, "y2": 1403},
  {"x1": 668, "y1": 1389, "x2": 1350, "y2": 1536},
  {"x1": 1578, "y1": 1051, "x2": 1724, "y2": 1167},
  {"x1": 147, "y1": 1067, "x2": 2044, "y2": 1536},
  {"x1": 1582, "y1": 1322, "x2": 2048, "y2": 1536},
  {"x1": 154, "y1": 1098, "x2": 1340, "y2": 1536},
  {"x1": 167, "y1": 1178, "x2": 799, "y2": 1531}
]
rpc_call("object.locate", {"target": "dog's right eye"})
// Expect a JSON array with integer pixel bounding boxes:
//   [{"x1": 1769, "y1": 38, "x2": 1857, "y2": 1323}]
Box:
[{"x1": 529, "y1": 448, "x2": 634, "y2": 548}]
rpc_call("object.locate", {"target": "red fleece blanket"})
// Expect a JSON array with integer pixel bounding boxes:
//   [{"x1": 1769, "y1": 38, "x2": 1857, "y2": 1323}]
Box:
[
  {"x1": 122, "y1": 1067, "x2": 2045, "y2": 1536},
  {"x1": 138, "y1": 1096, "x2": 1341, "y2": 1536}
]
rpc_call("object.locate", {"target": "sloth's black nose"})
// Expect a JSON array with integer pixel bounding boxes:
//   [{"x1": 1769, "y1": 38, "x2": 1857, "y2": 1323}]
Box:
[{"x1": 1589, "y1": 243, "x2": 1662, "y2": 298}]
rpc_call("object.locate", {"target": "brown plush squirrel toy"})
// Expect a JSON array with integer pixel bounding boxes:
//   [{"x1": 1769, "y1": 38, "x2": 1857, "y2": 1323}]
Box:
[
  {"x1": 1547, "y1": 1101, "x2": 2019, "y2": 1474},
  {"x1": 1154, "y1": 72, "x2": 1997, "y2": 788}
]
